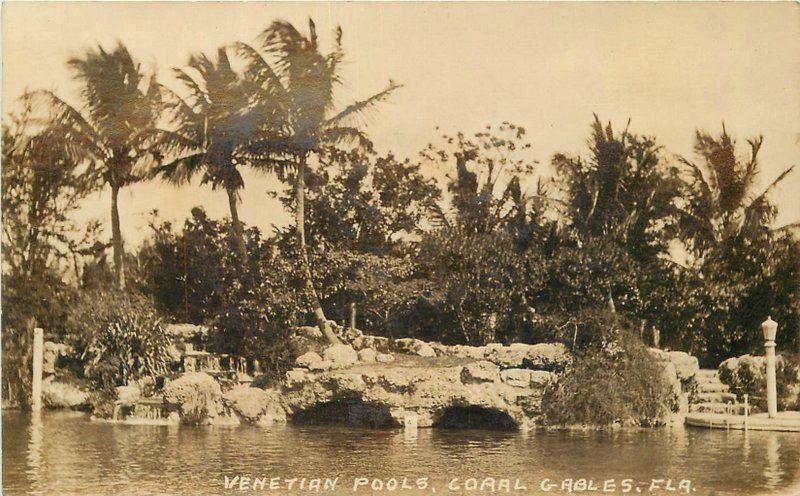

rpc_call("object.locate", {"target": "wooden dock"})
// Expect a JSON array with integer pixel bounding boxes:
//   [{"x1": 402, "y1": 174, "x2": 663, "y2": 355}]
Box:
[{"x1": 685, "y1": 412, "x2": 800, "y2": 432}]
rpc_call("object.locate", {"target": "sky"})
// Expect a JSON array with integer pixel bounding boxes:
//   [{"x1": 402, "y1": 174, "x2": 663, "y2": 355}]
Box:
[{"x1": 3, "y1": 2, "x2": 799, "y2": 247}]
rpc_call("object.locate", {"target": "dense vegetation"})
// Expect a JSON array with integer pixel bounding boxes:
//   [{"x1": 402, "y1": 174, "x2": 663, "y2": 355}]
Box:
[
  {"x1": 542, "y1": 312, "x2": 674, "y2": 426},
  {"x1": 3, "y1": 19, "x2": 798, "y2": 410}
]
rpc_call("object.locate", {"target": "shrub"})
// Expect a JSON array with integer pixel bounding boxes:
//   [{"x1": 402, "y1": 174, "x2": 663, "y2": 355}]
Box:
[
  {"x1": 1, "y1": 270, "x2": 76, "y2": 408},
  {"x1": 66, "y1": 290, "x2": 171, "y2": 391},
  {"x1": 718, "y1": 353, "x2": 800, "y2": 411},
  {"x1": 542, "y1": 316, "x2": 672, "y2": 427}
]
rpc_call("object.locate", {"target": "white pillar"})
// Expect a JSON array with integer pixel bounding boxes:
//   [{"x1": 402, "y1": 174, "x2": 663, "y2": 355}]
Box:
[
  {"x1": 31, "y1": 327, "x2": 44, "y2": 412},
  {"x1": 765, "y1": 339, "x2": 778, "y2": 418}
]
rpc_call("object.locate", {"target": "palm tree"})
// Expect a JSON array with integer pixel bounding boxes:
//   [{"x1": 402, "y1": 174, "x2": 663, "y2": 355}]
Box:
[
  {"x1": 149, "y1": 47, "x2": 267, "y2": 262},
  {"x1": 30, "y1": 42, "x2": 160, "y2": 289},
  {"x1": 235, "y1": 19, "x2": 401, "y2": 344},
  {"x1": 553, "y1": 115, "x2": 682, "y2": 262},
  {"x1": 678, "y1": 125, "x2": 795, "y2": 260}
]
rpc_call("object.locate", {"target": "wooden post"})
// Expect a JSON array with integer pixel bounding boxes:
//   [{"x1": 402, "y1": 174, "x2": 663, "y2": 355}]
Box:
[
  {"x1": 349, "y1": 302, "x2": 357, "y2": 331},
  {"x1": 31, "y1": 327, "x2": 44, "y2": 412}
]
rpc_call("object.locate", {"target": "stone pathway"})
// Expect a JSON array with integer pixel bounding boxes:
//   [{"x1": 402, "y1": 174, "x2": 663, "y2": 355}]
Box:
[{"x1": 690, "y1": 369, "x2": 745, "y2": 415}]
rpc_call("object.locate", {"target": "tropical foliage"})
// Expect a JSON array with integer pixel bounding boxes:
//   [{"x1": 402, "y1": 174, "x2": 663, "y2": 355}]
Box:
[
  {"x1": 29, "y1": 43, "x2": 161, "y2": 289},
  {"x1": 2, "y1": 18, "x2": 798, "y2": 410}
]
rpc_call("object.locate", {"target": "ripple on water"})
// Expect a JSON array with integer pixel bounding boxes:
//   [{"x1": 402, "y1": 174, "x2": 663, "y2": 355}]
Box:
[{"x1": 3, "y1": 411, "x2": 800, "y2": 495}]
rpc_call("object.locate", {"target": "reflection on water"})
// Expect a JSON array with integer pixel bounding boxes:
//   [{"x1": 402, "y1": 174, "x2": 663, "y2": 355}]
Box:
[
  {"x1": 763, "y1": 435, "x2": 783, "y2": 491},
  {"x1": 25, "y1": 412, "x2": 42, "y2": 486},
  {"x1": 3, "y1": 411, "x2": 800, "y2": 495}
]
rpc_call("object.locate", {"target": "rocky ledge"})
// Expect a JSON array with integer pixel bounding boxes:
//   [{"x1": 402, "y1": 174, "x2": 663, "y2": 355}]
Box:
[
  {"x1": 106, "y1": 331, "x2": 700, "y2": 429},
  {"x1": 114, "y1": 337, "x2": 570, "y2": 429},
  {"x1": 279, "y1": 355, "x2": 558, "y2": 430}
]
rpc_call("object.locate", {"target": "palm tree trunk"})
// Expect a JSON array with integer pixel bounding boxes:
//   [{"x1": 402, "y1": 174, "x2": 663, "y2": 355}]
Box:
[
  {"x1": 226, "y1": 187, "x2": 249, "y2": 262},
  {"x1": 110, "y1": 184, "x2": 125, "y2": 290},
  {"x1": 296, "y1": 155, "x2": 340, "y2": 345}
]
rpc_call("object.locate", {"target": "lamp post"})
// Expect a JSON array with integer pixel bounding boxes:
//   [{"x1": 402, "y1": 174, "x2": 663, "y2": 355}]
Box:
[{"x1": 760, "y1": 316, "x2": 778, "y2": 418}]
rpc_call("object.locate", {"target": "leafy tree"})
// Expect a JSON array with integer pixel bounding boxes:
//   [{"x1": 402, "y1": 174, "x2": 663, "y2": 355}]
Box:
[
  {"x1": 678, "y1": 125, "x2": 795, "y2": 261},
  {"x1": 2, "y1": 97, "x2": 94, "y2": 278},
  {"x1": 235, "y1": 19, "x2": 401, "y2": 343},
  {"x1": 1, "y1": 97, "x2": 88, "y2": 407},
  {"x1": 672, "y1": 127, "x2": 799, "y2": 363},
  {"x1": 290, "y1": 147, "x2": 439, "y2": 253},
  {"x1": 133, "y1": 208, "x2": 277, "y2": 324},
  {"x1": 421, "y1": 122, "x2": 541, "y2": 236},
  {"x1": 418, "y1": 228, "x2": 525, "y2": 345},
  {"x1": 150, "y1": 47, "x2": 270, "y2": 261},
  {"x1": 553, "y1": 115, "x2": 682, "y2": 262},
  {"x1": 131, "y1": 208, "x2": 303, "y2": 382},
  {"x1": 30, "y1": 42, "x2": 161, "y2": 289}
]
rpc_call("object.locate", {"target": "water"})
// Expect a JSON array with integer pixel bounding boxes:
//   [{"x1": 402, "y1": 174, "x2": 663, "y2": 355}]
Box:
[{"x1": 3, "y1": 411, "x2": 799, "y2": 495}]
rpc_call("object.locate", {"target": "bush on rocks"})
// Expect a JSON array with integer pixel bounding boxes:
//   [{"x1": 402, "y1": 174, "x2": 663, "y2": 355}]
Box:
[
  {"x1": 542, "y1": 328, "x2": 673, "y2": 427},
  {"x1": 66, "y1": 290, "x2": 172, "y2": 392},
  {"x1": 163, "y1": 372, "x2": 222, "y2": 424}
]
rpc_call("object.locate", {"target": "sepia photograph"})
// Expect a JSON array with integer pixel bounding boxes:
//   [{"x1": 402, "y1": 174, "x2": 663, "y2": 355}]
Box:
[{"x1": 1, "y1": 2, "x2": 799, "y2": 495}]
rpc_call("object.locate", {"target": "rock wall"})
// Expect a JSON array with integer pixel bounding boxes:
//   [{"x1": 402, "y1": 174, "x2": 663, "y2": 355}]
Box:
[
  {"x1": 103, "y1": 329, "x2": 702, "y2": 429},
  {"x1": 273, "y1": 337, "x2": 571, "y2": 430},
  {"x1": 280, "y1": 359, "x2": 557, "y2": 430},
  {"x1": 647, "y1": 348, "x2": 700, "y2": 417},
  {"x1": 129, "y1": 335, "x2": 571, "y2": 428}
]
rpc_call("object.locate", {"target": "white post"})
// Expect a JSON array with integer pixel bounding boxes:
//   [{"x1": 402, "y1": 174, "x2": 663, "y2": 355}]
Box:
[
  {"x1": 761, "y1": 317, "x2": 779, "y2": 419},
  {"x1": 31, "y1": 327, "x2": 44, "y2": 412},
  {"x1": 765, "y1": 339, "x2": 778, "y2": 418}
]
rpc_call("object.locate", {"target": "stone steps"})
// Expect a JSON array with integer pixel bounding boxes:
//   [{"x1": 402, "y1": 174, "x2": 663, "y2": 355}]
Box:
[
  {"x1": 698, "y1": 382, "x2": 730, "y2": 393},
  {"x1": 690, "y1": 402, "x2": 747, "y2": 415},
  {"x1": 696, "y1": 369, "x2": 719, "y2": 378},
  {"x1": 696, "y1": 391, "x2": 737, "y2": 404},
  {"x1": 688, "y1": 368, "x2": 745, "y2": 417}
]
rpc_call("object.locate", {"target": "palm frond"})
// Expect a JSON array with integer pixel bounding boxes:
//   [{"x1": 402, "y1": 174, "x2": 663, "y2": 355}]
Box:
[
  {"x1": 158, "y1": 84, "x2": 201, "y2": 136},
  {"x1": 154, "y1": 152, "x2": 205, "y2": 184},
  {"x1": 140, "y1": 128, "x2": 201, "y2": 157},
  {"x1": 320, "y1": 126, "x2": 373, "y2": 151},
  {"x1": 679, "y1": 156, "x2": 715, "y2": 210},
  {"x1": 325, "y1": 80, "x2": 402, "y2": 127},
  {"x1": 23, "y1": 90, "x2": 107, "y2": 161},
  {"x1": 172, "y1": 67, "x2": 208, "y2": 109},
  {"x1": 232, "y1": 42, "x2": 289, "y2": 101},
  {"x1": 749, "y1": 165, "x2": 794, "y2": 209}
]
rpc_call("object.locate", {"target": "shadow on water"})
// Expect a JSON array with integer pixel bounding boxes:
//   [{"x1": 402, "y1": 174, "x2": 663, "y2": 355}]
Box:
[
  {"x1": 432, "y1": 406, "x2": 517, "y2": 431},
  {"x1": 290, "y1": 400, "x2": 398, "y2": 428}
]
